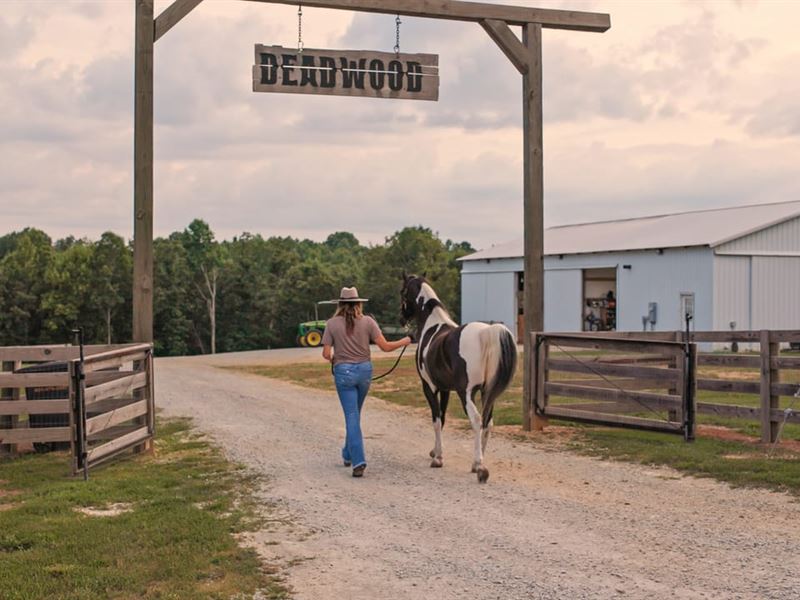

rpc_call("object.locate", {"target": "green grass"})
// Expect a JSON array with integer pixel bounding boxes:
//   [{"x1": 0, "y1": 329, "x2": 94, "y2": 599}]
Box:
[
  {"x1": 575, "y1": 428, "x2": 800, "y2": 493},
  {"x1": 0, "y1": 419, "x2": 289, "y2": 600},
  {"x1": 231, "y1": 353, "x2": 800, "y2": 495}
]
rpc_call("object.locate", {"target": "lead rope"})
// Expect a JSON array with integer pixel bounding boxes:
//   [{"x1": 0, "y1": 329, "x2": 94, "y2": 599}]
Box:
[
  {"x1": 372, "y1": 344, "x2": 408, "y2": 381},
  {"x1": 328, "y1": 337, "x2": 411, "y2": 381}
]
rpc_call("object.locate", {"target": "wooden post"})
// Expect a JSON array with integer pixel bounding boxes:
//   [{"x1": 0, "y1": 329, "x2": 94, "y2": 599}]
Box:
[
  {"x1": 133, "y1": 0, "x2": 154, "y2": 344},
  {"x1": 523, "y1": 332, "x2": 534, "y2": 429},
  {"x1": 760, "y1": 330, "x2": 779, "y2": 443},
  {"x1": 684, "y1": 342, "x2": 697, "y2": 442},
  {"x1": 521, "y1": 23, "x2": 544, "y2": 430},
  {"x1": 533, "y1": 334, "x2": 549, "y2": 431}
]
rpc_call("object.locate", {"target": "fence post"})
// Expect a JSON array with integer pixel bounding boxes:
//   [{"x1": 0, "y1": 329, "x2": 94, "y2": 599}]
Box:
[
  {"x1": 533, "y1": 335, "x2": 549, "y2": 431},
  {"x1": 760, "y1": 330, "x2": 779, "y2": 443},
  {"x1": 523, "y1": 333, "x2": 533, "y2": 431},
  {"x1": 684, "y1": 343, "x2": 697, "y2": 442}
]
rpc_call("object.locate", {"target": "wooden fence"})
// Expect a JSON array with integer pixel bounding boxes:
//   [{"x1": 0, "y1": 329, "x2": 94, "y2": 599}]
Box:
[
  {"x1": 0, "y1": 343, "x2": 155, "y2": 474},
  {"x1": 529, "y1": 333, "x2": 696, "y2": 440},
  {"x1": 527, "y1": 330, "x2": 800, "y2": 444}
]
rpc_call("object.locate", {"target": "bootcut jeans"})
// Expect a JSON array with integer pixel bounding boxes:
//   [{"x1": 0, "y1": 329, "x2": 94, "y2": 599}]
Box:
[{"x1": 333, "y1": 361, "x2": 373, "y2": 469}]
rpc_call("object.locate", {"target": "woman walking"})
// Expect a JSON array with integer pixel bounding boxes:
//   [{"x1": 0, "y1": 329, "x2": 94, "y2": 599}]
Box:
[{"x1": 322, "y1": 287, "x2": 412, "y2": 477}]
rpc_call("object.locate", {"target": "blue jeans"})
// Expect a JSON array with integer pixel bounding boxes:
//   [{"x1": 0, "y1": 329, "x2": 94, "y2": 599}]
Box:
[{"x1": 333, "y1": 361, "x2": 373, "y2": 469}]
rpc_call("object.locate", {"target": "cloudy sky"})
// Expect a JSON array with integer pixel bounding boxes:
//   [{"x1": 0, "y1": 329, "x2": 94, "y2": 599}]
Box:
[{"x1": 1, "y1": 0, "x2": 799, "y2": 250}]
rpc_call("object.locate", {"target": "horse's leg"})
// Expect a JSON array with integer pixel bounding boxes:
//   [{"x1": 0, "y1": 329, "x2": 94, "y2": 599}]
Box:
[
  {"x1": 429, "y1": 390, "x2": 449, "y2": 465},
  {"x1": 481, "y1": 396, "x2": 494, "y2": 455},
  {"x1": 422, "y1": 382, "x2": 443, "y2": 468},
  {"x1": 461, "y1": 385, "x2": 488, "y2": 481}
]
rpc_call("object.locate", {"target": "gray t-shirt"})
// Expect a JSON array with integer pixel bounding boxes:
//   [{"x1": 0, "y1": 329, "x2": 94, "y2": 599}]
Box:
[{"x1": 322, "y1": 315, "x2": 381, "y2": 365}]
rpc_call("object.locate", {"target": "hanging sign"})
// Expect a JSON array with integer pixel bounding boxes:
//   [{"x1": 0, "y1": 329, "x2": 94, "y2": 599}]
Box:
[{"x1": 253, "y1": 45, "x2": 439, "y2": 101}]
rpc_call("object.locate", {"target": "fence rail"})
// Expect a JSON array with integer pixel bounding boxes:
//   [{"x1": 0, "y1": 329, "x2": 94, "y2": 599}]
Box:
[
  {"x1": 525, "y1": 329, "x2": 800, "y2": 443},
  {"x1": 0, "y1": 343, "x2": 154, "y2": 473},
  {"x1": 528, "y1": 332, "x2": 696, "y2": 440}
]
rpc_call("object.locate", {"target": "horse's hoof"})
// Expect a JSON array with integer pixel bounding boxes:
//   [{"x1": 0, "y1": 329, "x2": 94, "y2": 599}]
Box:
[
  {"x1": 429, "y1": 449, "x2": 436, "y2": 458},
  {"x1": 470, "y1": 463, "x2": 480, "y2": 473},
  {"x1": 476, "y1": 466, "x2": 489, "y2": 483},
  {"x1": 430, "y1": 457, "x2": 443, "y2": 468}
]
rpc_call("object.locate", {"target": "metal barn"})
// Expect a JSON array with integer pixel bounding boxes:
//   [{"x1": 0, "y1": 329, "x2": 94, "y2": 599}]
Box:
[{"x1": 459, "y1": 201, "x2": 800, "y2": 341}]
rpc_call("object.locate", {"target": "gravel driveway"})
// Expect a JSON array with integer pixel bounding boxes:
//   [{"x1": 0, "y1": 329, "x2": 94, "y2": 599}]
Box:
[{"x1": 157, "y1": 349, "x2": 800, "y2": 600}]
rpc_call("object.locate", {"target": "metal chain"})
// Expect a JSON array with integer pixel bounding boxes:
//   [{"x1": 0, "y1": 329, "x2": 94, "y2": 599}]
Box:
[
  {"x1": 394, "y1": 14, "x2": 401, "y2": 55},
  {"x1": 298, "y1": 4, "x2": 304, "y2": 53}
]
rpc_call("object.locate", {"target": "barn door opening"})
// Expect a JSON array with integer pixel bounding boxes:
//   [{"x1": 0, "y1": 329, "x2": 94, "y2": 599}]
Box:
[{"x1": 583, "y1": 267, "x2": 617, "y2": 331}]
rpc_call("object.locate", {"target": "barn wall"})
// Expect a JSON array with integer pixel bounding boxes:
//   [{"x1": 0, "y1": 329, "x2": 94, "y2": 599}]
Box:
[
  {"x1": 751, "y1": 257, "x2": 800, "y2": 330},
  {"x1": 545, "y1": 248, "x2": 714, "y2": 332},
  {"x1": 713, "y1": 255, "x2": 751, "y2": 331},
  {"x1": 544, "y1": 269, "x2": 582, "y2": 331},
  {"x1": 460, "y1": 264, "x2": 516, "y2": 332},
  {"x1": 716, "y1": 216, "x2": 800, "y2": 254}
]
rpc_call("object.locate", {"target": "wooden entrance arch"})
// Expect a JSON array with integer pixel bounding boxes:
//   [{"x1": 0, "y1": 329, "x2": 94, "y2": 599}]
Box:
[{"x1": 133, "y1": 0, "x2": 611, "y2": 429}]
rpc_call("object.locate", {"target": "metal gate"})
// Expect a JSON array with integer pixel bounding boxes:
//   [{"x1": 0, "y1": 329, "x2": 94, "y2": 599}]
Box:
[
  {"x1": 71, "y1": 343, "x2": 155, "y2": 476},
  {"x1": 531, "y1": 333, "x2": 696, "y2": 441}
]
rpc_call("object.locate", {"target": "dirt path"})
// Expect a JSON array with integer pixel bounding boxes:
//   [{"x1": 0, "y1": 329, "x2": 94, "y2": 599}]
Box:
[{"x1": 157, "y1": 349, "x2": 800, "y2": 600}]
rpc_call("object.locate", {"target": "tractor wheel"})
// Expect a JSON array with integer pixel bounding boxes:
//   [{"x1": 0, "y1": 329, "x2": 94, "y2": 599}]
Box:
[
  {"x1": 305, "y1": 329, "x2": 323, "y2": 347},
  {"x1": 299, "y1": 335, "x2": 308, "y2": 347},
  {"x1": 296, "y1": 335, "x2": 305, "y2": 347}
]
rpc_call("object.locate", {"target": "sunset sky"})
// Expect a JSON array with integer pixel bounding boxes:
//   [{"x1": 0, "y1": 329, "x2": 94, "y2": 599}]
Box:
[{"x1": 2, "y1": 0, "x2": 799, "y2": 250}]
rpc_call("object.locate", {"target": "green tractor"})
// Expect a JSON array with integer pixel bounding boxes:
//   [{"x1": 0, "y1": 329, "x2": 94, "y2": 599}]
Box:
[
  {"x1": 295, "y1": 301, "x2": 407, "y2": 348},
  {"x1": 296, "y1": 301, "x2": 337, "y2": 347}
]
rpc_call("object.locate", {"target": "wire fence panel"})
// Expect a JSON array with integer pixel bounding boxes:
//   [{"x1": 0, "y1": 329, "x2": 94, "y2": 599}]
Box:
[
  {"x1": 531, "y1": 333, "x2": 696, "y2": 440},
  {"x1": 0, "y1": 343, "x2": 154, "y2": 474}
]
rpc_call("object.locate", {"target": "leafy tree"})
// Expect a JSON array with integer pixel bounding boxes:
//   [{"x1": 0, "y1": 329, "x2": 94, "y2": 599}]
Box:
[
  {"x1": 91, "y1": 232, "x2": 132, "y2": 344},
  {"x1": 0, "y1": 229, "x2": 54, "y2": 344},
  {"x1": 178, "y1": 220, "x2": 228, "y2": 354},
  {"x1": 41, "y1": 240, "x2": 95, "y2": 341},
  {"x1": 364, "y1": 226, "x2": 455, "y2": 325},
  {"x1": 153, "y1": 237, "x2": 192, "y2": 356},
  {"x1": 0, "y1": 221, "x2": 474, "y2": 354}
]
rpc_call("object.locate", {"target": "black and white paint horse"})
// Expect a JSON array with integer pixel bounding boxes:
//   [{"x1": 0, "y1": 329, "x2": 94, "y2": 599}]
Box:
[{"x1": 400, "y1": 274, "x2": 517, "y2": 483}]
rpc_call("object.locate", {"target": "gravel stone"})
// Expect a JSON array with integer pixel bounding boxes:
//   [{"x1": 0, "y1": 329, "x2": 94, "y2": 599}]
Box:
[{"x1": 157, "y1": 348, "x2": 800, "y2": 600}]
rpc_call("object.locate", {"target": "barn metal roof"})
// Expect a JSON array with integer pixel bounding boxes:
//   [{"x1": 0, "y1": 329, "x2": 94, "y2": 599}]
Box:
[{"x1": 460, "y1": 200, "x2": 800, "y2": 261}]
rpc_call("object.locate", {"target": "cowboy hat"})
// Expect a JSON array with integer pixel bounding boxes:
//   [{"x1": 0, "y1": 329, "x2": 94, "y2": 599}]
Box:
[{"x1": 337, "y1": 286, "x2": 369, "y2": 302}]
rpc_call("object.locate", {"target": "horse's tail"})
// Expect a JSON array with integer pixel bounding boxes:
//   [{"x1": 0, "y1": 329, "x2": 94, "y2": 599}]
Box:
[{"x1": 480, "y1": 324, "x2": 517, "y2": 422}]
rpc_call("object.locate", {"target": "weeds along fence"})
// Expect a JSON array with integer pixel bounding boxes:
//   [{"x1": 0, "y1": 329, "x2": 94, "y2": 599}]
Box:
[
  {"x1": 528, "y1": 330, "x2": 800, "y2": 444},
  {"x1": 0, "y1": 343, "x2": 154, "y2": 473}
]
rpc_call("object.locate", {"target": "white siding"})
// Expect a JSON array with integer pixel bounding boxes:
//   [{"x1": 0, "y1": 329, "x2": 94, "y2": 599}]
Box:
[
  {"x1": 546, "y1": 248, "x2": 714, "y2": 331},
  {"x1": 713, "y1": 255, "x2": 751, "y2": 331},
  {"x1": 544, "y1": 269, "x2": 582, "y2": 331},
  {"x1": 717, "y1": 216, "x2": 800, "y2": 254},
  {"x1": 751, "y1": 257, "x2": 800, "y2": 330},
  {"x1": 460, "y1": 271, "x2": 516, "y2": 330}
]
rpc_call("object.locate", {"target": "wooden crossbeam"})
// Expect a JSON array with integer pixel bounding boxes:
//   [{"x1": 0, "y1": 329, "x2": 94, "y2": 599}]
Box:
[
  {"x1": 155, "y1": 0, "x2": 205, "y2": 42},
  {"x1": 481, "y1": 19, "x2": 529, "y2": 75},
  {"x1": 241, "y1": 0, "x2": 611, "y2": 31}
]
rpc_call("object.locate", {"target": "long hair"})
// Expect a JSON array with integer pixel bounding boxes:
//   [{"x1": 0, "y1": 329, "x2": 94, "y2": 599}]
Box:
[{"x1": 335, "y1": 302, "x2": 363, "y2": 335}]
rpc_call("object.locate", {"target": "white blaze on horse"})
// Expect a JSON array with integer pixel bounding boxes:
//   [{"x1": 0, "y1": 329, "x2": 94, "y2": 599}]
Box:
[{"x1": 400, "y1": 273, "x2": 517, "y2": 483}]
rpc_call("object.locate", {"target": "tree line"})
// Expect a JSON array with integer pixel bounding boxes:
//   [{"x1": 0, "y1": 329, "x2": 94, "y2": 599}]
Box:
[{"x1": 0, "y1": 220, "x2": 474, "y2": 356}]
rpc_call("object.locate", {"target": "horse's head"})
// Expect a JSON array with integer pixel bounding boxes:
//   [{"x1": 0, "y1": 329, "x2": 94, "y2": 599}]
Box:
[{"x1": 400, "y1": 272, "x2": 426, "y2": 325}]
